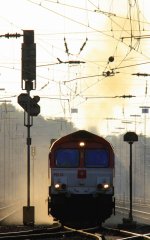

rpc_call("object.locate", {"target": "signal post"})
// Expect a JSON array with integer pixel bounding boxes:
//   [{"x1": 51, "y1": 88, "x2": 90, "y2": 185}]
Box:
[
  {"x1": 122, "y1": 132, "x2": 138, "y2": 228},
  {"x1": 18, "y1": 30, "x2": 40, "y2": 225}
]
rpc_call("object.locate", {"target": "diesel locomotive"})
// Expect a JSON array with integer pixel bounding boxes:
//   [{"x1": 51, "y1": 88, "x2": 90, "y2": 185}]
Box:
[{"x1": 48, "y1": 130, "x2": 115, "y2": 226}]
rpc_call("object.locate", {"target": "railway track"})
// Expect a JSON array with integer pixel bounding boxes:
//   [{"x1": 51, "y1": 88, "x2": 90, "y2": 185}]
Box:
[
  {"x1": 0, "y1": 202, "x2": 22, "y2": 224},
  {"x1": 102, "y1": 226, "x2": 150, "y2": 240},
  {"x1": 116, "y1": 204, "x2": 150, "y2": 224},
  {"x1": 0, "y1": 224, "x2": 102, "y2": 240},
  {"x1": 0, "y1": 222, "x2": 149, "y2": 240},
  {"x1": 0, "y1": 201, "x2": 149, "y2": 239}
]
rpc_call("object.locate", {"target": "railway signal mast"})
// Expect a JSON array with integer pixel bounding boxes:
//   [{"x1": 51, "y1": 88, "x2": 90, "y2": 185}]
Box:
[
  {"x1": 123, "y1": 132, "x2": 138, "y2": 227},
  {"x1": 18, "y1": 30, "x2": 40, "y2": 226}
]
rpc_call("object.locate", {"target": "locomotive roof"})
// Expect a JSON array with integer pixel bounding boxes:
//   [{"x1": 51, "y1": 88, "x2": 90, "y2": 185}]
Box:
[
  {"x1": 51, "y1": 130, "x2": 114, "y2": 150},
  {"x1": 66, "y1": 130, "x2": 107, "y2": 140}
]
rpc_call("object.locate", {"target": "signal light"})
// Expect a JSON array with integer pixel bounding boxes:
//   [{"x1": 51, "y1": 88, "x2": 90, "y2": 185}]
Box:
[
  {"x1": 22, "y1": 44, "x2": 36, "y2": 82},
  {"x1": 22, "y1": 30, "x2": 36, "y2": 85},
  {"x1": 18, "y1": 93, "x2": 40, "y2": 116}
]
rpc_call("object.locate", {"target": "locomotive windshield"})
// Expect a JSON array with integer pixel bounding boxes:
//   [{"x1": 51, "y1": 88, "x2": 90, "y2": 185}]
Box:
[
  {"x1": 85, "y1": 149, "x2": 109, "y2": 167},
  {"x1": 55, "y1": 149, "x2": 79, "y2": 167}
]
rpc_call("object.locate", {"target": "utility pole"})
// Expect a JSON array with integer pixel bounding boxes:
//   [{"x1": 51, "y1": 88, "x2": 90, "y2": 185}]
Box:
[{"x1": 139, "y1": 106, "x2": 150, "y2": 203}]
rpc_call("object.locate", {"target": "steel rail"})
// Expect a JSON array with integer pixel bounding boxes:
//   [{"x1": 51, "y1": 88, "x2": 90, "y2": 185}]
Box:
[
  {"x1": 104, "y1": 226, "x2": 150, "y2": 240},
  {"x1": 64, "y1": 225, "x2": 103, "y2": 240}
]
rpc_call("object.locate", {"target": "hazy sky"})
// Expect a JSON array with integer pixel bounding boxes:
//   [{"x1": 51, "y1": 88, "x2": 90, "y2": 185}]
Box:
[{"x1": 0, "y1": 0, "x2": 150, "y2": 135}]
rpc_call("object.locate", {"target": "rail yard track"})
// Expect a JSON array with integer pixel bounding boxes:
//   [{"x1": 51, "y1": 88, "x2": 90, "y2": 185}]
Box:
[
  {"x1": 0, "y1": 201, "x2": 149, "y2": 239},
  {"x1": 116, "y1": 202, "x2": 150, "y2": 224},
  {"x1": 0, "y1": 222, "x2": 149, "y2": 240},
  {"x1": 0, "y1": 201, "x2": 22, "y2": 224},
  {"x1": 0, "y1": 224, "x2": 102, "y2": 240}
]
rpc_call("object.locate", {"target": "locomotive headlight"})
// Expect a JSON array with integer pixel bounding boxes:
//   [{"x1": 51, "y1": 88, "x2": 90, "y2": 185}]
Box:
[
  {"x1": 79, "y1": 141, "x2": 85, "y2": 147},
  {"x1": 55, "y1": 183, "x2": 61, "y2": 189},
  {"x1": 103, "y1": 183, "x2": 110, "y2": 189},
  {"x1": 97, "y1": 183, "x2": 110, "y2": 190},
  {"x1": 54, "y1": 183, "x2": 67, "y2": 191}
]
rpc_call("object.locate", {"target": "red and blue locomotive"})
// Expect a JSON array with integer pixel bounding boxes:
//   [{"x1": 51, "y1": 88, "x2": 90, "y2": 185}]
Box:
[{"x1": 48, "y1": 130, "x2": 115, "y2": 225}]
